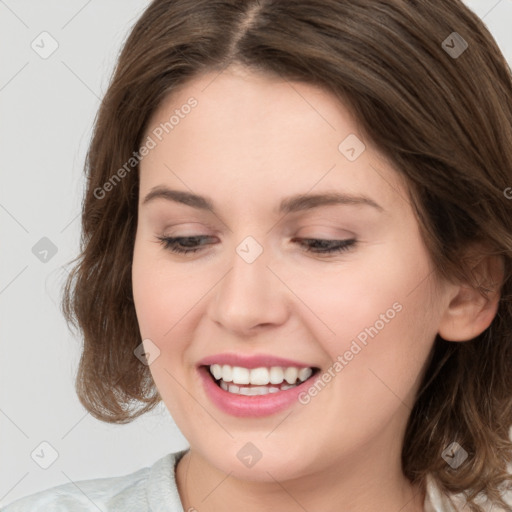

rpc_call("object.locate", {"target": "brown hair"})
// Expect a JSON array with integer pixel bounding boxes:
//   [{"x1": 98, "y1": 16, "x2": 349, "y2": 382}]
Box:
[{"x1": 61, "y1": 0, "x2": 512, "y2": 509}]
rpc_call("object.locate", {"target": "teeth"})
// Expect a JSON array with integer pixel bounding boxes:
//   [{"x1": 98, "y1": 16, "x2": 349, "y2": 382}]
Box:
[
  {"x1": 211, "y1": 364, "x2": 223, "y2": 380},
  {"x1": 250, "y1": 367, "x2": 269, "y2": 385},
  {"x1": 209, "y1": 364, "x2": 314, "y2": 386},
  {"x1": 298, "y1": 367, "x2": 313, "y2": 381},
  {"x1": 222, "y1": 364, "x2": 233, "y2": 382},
  {"x1": 219, "y1": 380, "x2": 298, "y2": 395},
  {"x1": 232, "y1": 366, "x2": 250, "y2": 384},
  {"x1": 284, "y1": 367, "x2": 298, "y2": 384},
  {"x1": 228, "y1": 383, "x2": 240, "y2": 393},
  {"x1": 269, "y1": 367, "x2": 284, "y2": 384}
]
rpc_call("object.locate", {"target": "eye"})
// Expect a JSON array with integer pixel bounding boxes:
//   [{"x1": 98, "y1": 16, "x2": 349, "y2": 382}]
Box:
[
  {"x1": 155, "y1": 235, "x2": 357, "y2": 256},
  {"x1": 155, "y1": 235, "x2": 214, "y2": 254},
  {"x1": 292, "y1": 237, "x2": 357, "y2": 255}
]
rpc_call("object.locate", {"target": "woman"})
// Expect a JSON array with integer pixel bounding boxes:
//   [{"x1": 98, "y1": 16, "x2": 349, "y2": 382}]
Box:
[{"x1": 4, "y1": 0, "x2": 512, "y2": 511}]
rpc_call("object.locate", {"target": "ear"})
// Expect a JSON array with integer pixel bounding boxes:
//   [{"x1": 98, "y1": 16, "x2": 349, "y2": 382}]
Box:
[{"x1": 437, "y1": 249, "x2": 505, "y2": 342}]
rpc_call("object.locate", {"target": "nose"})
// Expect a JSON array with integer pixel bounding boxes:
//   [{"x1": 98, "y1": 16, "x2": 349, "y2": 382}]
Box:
[{"x1": 207, "y1": 240, "x2": 290, "y2": 336}]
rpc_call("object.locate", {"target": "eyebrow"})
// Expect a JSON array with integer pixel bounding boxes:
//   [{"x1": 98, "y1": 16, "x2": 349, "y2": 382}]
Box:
[{"x1": 142, "y1": 185, "x2": 384, "y2": 214}]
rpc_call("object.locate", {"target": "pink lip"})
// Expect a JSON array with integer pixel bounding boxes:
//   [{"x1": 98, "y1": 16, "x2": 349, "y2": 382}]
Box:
[
  {"x1": 197, "y1": 353, "x2": 314, "y2": 369},
  {"x1": 197, "y1": 364, "x2": 320, "y2": 418}
]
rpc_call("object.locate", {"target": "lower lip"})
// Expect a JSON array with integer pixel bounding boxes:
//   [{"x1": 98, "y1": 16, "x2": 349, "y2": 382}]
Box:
[{"x1": 198, "y1": 366, "x2": 317, "y2": 417}]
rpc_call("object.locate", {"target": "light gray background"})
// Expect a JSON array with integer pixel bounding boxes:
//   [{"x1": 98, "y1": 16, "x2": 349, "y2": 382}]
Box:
[{"x1": 1, "y1": 0, "x2": 511, "y2": 506}]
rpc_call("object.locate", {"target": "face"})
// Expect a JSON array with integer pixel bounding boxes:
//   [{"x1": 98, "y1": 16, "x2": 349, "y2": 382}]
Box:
[{"x1": 132, "y1": 64, "x2": 450, "y2": 482}]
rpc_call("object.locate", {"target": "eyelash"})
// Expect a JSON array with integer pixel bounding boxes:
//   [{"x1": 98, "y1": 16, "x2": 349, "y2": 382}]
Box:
[{"x1": 155, "y1": 235, "x2": 357, "y2": 256}]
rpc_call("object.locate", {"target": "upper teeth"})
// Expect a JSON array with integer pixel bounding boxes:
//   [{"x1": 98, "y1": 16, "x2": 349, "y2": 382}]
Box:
[{"x1": 209, "y1": 364, "x2": 313, "y2": 385}]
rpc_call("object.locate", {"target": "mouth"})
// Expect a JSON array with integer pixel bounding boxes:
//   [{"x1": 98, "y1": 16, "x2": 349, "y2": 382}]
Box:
[{"x1": 201, "y1": 364, "x2": 321, "y2": 396}]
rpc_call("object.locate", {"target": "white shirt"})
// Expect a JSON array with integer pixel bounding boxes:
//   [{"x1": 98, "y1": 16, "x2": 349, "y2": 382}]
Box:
[{"x1": 1, "y1": 449, "x2": 463, "y2": 511}]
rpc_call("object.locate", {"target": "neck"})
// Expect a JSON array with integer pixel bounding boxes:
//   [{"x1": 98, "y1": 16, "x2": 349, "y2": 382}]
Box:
[{"x1": 175, "y1": 448, "x2": 426, "y2": 512}]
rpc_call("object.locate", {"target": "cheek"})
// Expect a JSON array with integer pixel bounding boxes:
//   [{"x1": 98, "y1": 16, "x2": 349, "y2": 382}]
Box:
[
  {"x1": 132, "y1": 244, "x2": 199, "y2": 417},
  {"x1": 296, "y1": 235, "x2": 437, "y2": 397},
  {"x1": 286, "y1": 237, "x2": 431, "y2": 340},
  {"x1": 131, "y1": 240, "x2": 211, "y2": 406},
  {"x1": 132, "y1": 239, "x2": 197, "y2": 339}
]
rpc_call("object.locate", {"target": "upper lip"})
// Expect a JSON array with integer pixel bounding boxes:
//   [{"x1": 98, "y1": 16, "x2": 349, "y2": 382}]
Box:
[{"x1": 198, "y1": 353, "x2": 318, "y2": 369}]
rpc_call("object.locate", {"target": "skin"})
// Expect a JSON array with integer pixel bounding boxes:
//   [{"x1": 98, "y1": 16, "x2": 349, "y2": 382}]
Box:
[{"x1": 131, "y1": 64, "x2": 501, "y2": 512}]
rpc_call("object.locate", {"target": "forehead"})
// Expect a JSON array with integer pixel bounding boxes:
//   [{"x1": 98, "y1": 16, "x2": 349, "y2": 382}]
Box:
[
  {"x1": 147, "y1": 64, "x2": 360, "y2": 151},
  {"x1": 139, "y1": 66, "x2": 410, "y2": 218}
]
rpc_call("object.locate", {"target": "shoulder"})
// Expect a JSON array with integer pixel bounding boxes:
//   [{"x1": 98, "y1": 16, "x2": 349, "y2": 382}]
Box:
[
  {"x1": 1, "y1": 449, "x2": 189, "y2": 512},
  {"x1": 1, "y1": 466, "x2": 152, "y2": 512},
  {"x1": 424, "y1": 473, "x2": 512, "y2": 512}
]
